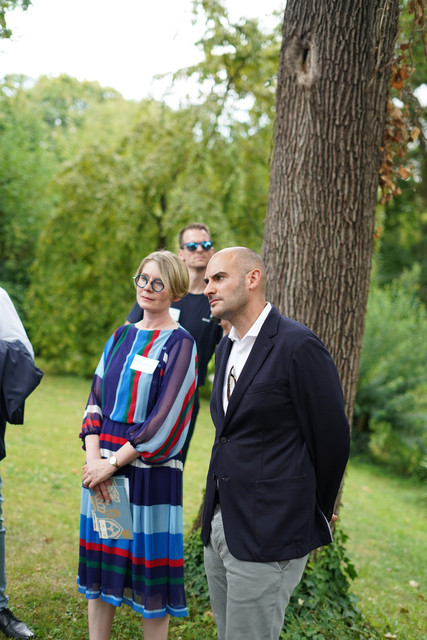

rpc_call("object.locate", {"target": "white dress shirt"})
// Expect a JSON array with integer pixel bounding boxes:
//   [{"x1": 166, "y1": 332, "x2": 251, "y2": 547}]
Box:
[{"x1": 222, "y1": 302, "x2": 272, "y2": 413}]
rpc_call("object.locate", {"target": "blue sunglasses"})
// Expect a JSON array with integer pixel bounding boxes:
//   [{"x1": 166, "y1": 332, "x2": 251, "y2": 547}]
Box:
[{"x1": 181, "y1": 241, "x2": 213, "y2": 252}]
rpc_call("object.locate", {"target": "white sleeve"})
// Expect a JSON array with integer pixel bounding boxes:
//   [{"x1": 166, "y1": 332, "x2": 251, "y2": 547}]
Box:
[{"x1": 0, "y1": 288, "x2": 34, "y2": 359}]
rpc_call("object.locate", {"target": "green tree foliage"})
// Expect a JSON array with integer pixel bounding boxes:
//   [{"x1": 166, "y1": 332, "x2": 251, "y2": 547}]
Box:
[
  {"x1": 0, "y1": 75, "x2": 55, "y2": 310},
  {"x1": 111, "y1": 97, "x2": 268, "y2": 251},
  {"x1": 353, "y1": 266, "x2": 427, "y2": 477},
  {"x1": 187, "y1": 0, "x2": 281, "y2": 126},
  {"x1": 0, "y1": 73, "x2": 138, "y2": 312},
  {"x1": 27, "y1": 146, "x2": 147, "y2": 375},
  {"x1": 119, "y1": 101, "x2": 208, "y2": 249},
  {"x1": 169, "y1": 0, "x2": 280, "y2": 246},
  {"x1": 376, "y1": 180, "x2": 425, "y2": 286},
  {"x1": 0, "y1": 0, "x2": 30, "y2": 39},
  {"x1": 26, "y1": 97, "x2": 270, "y2": 374},
  {"x1": 378, "y1": 0, "x2": 427, "y2": 299},
  {"x1": 25, "y1": 74, "x2": 137, "y2": 162},
  {"x1": 181, "y1": 0, "x2": 281, "y2": 132}
]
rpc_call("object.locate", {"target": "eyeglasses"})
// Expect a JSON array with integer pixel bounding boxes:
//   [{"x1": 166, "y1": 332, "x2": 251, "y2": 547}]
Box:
[
  {"x1": 227, "y1": 365, "x2": 236, "y2": 401},
  {"x1": 133, "y1": 274, "x2": 165, "y2": 292},
  {"x1": 181, "y1": 241, "x2": 213, "y2": 252}
]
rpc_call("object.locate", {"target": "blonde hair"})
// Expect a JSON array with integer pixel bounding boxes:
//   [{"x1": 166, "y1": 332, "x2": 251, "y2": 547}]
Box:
[{"x1": 135, "y1": 251, "x2": 189, "y2": 299}]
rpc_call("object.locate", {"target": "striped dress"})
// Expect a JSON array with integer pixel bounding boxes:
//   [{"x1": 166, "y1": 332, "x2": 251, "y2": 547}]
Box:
[{"x1": 77, "y1": 324, "x2": 197, "y2": 619}]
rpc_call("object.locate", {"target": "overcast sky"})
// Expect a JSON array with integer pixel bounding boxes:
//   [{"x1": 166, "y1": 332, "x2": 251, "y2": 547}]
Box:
[{"x1": 0, "y1": 0, "x2": 286, "y2": 103}]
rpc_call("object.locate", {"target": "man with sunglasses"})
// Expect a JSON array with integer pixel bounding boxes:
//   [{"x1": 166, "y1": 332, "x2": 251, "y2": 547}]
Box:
[{"x1": 125, "y1": 223, "x2": 222, "y2": 463}]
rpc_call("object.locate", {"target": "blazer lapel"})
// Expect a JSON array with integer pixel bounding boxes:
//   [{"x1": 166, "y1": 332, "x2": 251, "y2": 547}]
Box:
[
  {"x1": 224, "y1": 332, "x2": 273, "y2": 425},
  {"x1": 211, "y1": 337, "x2": 233, "y2": 425},
  {"x1": 224, "y1": 308, "x2": 280, "y2": 426}
]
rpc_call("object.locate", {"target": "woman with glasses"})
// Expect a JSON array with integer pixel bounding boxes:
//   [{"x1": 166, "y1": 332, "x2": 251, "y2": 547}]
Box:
[
  {"x1": 125, "y1": 223, "x2": 222, "y2": 465},
  {"x1": 77, "y1": 251, "x2": 197, "y2": 640}
]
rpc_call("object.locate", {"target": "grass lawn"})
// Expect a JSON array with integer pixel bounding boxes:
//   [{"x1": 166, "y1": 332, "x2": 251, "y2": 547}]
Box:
[
  {"x1": 1, "y1": 372, "x2": 425, "y2": 638},
  {"x1": 340, "y1": 461, "x2": 426, "y2": 640}
]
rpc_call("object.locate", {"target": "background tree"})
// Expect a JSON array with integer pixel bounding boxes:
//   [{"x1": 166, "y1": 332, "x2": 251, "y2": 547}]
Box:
[
  {"x1": 26, "y1": 97, "x2": 271, "y2": 374},
  {"x1": 0, "y1": 75, "x2": 55, "y2": 309},
  {"x1": 263, "y1": 1, "x2": 402, "y2": 449},
  {"x1": 377, "y1": 0, "x2": 427, "y2": 301},
  {"x1": 173, "y1": 1, "x2": 282, "y2": 244},
  {"x1": 354, "y1": 265, "x2": 427, "y2": 477},
  {"x1": 0, "y1": 0, "x2": 30, "y2": 39},
  {"x1": 26, "y1": 74, "x2": 137, "y2": 162},
  {"x1": 0, "y1": 73, "x2": 136, "y2": 314},
  {"x1": 26, "y1": 146, "x2": 141, "y2": 374},
  {"x1": 184, "y1": 0, "x2": 282, "y2": 128}
]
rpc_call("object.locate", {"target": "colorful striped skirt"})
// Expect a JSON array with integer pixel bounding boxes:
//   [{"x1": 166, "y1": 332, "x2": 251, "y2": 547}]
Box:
[{"x1": 77, "y1": 456, "x2": 187, "y2": 619}]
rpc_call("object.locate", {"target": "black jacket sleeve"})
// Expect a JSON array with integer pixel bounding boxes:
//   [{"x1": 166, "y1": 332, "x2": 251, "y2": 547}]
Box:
[{"x1": 0, "y1": 340, "x2": 43, "y2": 425}]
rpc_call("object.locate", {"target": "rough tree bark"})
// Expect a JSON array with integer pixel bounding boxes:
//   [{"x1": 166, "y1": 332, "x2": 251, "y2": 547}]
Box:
[{"x1": 263, "y1": 1, "x2": 400, "y2": 449}]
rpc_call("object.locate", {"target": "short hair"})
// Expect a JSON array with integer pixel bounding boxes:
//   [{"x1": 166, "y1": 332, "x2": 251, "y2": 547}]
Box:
[
  {"x1": 233, "y1": 247, "x2": 265, "y2": 274},
  {"x1": 178, "y1": 222, "x2": 211, "y2": 248},
  {"x1": 135, "y1": 251, "x2": 189, "y2": 299},
  {"x1": 219, "y1": 247, "x2": 266, "y2": 294}
]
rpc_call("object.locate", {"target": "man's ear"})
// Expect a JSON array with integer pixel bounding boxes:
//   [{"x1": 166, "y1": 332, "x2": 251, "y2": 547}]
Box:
[{"x1": 247, "y1": 268, "x2": 262, "y2": 290}]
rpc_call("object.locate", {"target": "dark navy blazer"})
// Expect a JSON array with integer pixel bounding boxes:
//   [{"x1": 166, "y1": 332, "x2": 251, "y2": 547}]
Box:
[
  {"x1": 201, "y1": 306, "x2": 350, "y2": 562},
  {"x1": 0, "y1": 340, "x2": 43, "y2": 460}
]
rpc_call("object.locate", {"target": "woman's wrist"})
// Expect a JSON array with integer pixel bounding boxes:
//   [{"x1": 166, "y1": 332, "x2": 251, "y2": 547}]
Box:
[
  {"x1": 85, "y1": 454, "x2": 102, "y2": 464},
  {"x1": 105, "y1": 460, "x2": 116, "y2": 477}
]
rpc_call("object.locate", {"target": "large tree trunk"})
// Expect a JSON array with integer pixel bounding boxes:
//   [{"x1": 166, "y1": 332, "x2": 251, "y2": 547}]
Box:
[{"x1": 263, "y1": 0, "x2": 400, "y2": 433}]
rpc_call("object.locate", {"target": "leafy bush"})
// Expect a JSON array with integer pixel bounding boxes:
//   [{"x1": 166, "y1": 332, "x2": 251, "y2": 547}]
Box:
[
  {"x1": 282, "y1": 528, "x2": 377, "y2": 639},
  {"x1": 183, "y1": 529, "x2": 212, "y2": 612},
  {"x1": 353, "y1": 266, "x2": 427, "y2": 478}
]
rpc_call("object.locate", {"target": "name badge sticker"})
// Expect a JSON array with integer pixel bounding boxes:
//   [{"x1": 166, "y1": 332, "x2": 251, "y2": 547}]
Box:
[
  {"x1": 170, "y1": 308, "x2": 181, "y2": 321},
  {"x1": 130, "y1": 354, "x2": 159, "y2": 374}
]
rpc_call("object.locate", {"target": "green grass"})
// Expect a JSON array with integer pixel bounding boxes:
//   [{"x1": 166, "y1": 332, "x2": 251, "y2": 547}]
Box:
[
  {"x1": 339, "y1": 460, "x2": 427, "y2": 640},
  {"x1": 1, "y1": 373, "x2": 425, "y2": 638}
]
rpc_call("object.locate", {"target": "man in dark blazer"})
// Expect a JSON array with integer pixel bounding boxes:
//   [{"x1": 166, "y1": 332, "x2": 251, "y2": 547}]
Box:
[{"x1": 201, "y1": 248, "x2": 350, "y2": 640}]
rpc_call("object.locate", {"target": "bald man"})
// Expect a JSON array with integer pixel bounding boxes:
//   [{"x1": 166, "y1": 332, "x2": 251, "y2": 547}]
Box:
[{"x1": 201, "y1": 248, "x2": 350, "y2": 640}]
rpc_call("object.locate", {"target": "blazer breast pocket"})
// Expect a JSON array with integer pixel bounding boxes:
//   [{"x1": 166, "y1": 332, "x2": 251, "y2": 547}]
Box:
[{"x1": 246, "y1": 378, "x2": 283, "y2": 396}]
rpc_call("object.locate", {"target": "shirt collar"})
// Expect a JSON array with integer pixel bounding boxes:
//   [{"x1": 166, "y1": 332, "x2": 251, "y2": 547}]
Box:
[{"x1": 228, "y1": 302, "x2": 272, "y2": 344}]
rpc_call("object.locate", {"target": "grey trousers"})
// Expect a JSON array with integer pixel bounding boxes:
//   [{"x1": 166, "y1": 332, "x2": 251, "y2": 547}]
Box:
[{"x1": 204, "y1": 505, "x2": 308, "y2": 640}]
